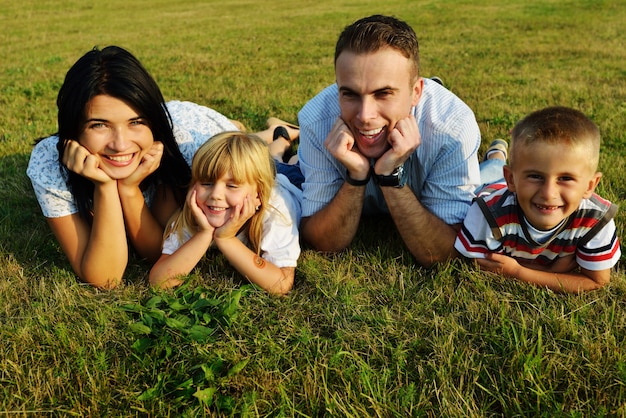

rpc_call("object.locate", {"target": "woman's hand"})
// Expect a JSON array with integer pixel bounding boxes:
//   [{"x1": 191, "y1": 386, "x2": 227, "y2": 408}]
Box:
[
  {"x1": 119, "y1": 141, "x2": 164, "y2": 189},
  {"x1": 62, "y1": 140, "x2": 114, "y2": 184},
  {"x1": 214, "y1": 194, "x2": 257, "y2": 241}
]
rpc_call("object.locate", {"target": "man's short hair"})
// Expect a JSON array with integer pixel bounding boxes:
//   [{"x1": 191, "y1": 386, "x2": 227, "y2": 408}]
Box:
[{"x1": 334, "y1": 15, "x2": 420, "y2": 81}]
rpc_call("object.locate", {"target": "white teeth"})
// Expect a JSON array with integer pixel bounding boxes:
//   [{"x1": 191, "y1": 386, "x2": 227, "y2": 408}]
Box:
[
  {"x1": 209, "y1": 206, "x2": 226, "y2": 211},
  {"x1": 360, "y1": 127, "x2": 383, "y2": 136},
  {"x1": 107, "y1": 154, "x2": 133, "y2": 162}
]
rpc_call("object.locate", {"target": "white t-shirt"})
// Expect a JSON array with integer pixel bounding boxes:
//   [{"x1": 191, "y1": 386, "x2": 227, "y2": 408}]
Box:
[
  {"x1": 162, "y1": 174, "x2": 303, "y2": 268},
  {"x1": 27, "y1": 101, "x2": 236, "y2": 218}
]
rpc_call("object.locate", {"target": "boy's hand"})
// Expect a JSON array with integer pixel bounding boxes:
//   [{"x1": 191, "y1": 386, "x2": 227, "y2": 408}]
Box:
[
  {"x1": 543, "y1": 254, "x2": 578, "y2": 273},
  {"x1": 214, "y1": 194, "x2": 257, "y2": 240},
  {"x1": 325, "y1": 118, "x2": 370, "y2": 180},
  {"x1": 516, "y1": 254, "x2": 578, "y2": 273},
  {"x1": 374, "y1": 114, "x2": 421, "y2": 175},
  {"x1": 62, "y1": 139, "x2": 114, "y2": 185},
  {"x1": 477, "y1": 252, "x2": 521, "y2": 277}
]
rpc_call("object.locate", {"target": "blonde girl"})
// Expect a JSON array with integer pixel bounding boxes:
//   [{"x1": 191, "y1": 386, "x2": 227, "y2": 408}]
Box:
[{"x1": 149, "y1": 132, "x2": 302, "y2": 295}]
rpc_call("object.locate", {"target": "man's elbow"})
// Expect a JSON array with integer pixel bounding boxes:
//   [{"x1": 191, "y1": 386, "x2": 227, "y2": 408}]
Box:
[
  {"x1": 410, "y1": 246, "x2": 459, "y2": 269},
  {"x1": 301, "y1": 234, "x2": 349, "y2": 253},
  {"x1": 300, "y1": 217, "x2": 349, "y2": 253}
]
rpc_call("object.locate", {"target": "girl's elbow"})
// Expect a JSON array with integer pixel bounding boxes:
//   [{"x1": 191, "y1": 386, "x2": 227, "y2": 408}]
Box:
[
  {"x1": 271, "y1": 282, "x2": 293, "y2": 296},
  {"x1": 266, "y1": 269, "x2": 295, "y2": 296},
  {"x1": 148, "y1": 270, "x2": 173, "y2": 289}
]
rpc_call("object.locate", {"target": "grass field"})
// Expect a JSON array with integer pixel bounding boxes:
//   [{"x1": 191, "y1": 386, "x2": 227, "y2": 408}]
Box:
[{"x1": 1, "y1": 0, "x2": 625, "y2": 416}]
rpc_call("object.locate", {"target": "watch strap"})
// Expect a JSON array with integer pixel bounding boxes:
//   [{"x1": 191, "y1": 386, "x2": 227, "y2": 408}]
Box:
[
  {"x1": 345, "y1": 169, "x2": 371, "y2": 186},
  {"x1": 374, "y1": 164, "x2": 407, "y2": 188}
]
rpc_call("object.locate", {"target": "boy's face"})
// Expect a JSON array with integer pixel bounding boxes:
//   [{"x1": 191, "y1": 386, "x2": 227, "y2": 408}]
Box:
[
  {"x1": 503, "y1": 141, "x2": 601, "y2": 230},
  {"x1": 335, "y1": 47, "x2": 422, "y2": 159}
]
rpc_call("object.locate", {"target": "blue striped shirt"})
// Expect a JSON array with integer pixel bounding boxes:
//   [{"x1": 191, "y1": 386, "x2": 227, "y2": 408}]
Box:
[{"x1": 297, "y1": 78, "x2": 481, "y2": 224}]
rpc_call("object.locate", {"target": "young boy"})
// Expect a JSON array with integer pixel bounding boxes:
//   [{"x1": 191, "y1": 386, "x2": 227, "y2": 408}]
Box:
[{"x1": 455, "y1": 106, "x2": 620, "y2": 293}]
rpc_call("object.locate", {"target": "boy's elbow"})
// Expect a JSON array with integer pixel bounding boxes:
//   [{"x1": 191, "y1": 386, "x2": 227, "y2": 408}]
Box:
[
  {"x1": 594, "y1": 274, "x2": 611, "y2": 289},
  {"x1": 578, "y1": 268, "x2": 611, "y2": 292}
]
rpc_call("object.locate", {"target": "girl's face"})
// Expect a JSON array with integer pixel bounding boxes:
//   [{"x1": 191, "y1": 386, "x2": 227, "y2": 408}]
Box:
[
  {"x1": 78, "y1": 94, "x2": 155, "y2": 180},
  {"x1": 194, "y1": 171, "x2": 261, "y2": 228}
]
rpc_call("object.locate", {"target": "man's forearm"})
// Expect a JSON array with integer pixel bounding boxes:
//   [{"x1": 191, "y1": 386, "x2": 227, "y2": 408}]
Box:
[
  {"x1": 301, "y1": 183, "x2": 366, "y2": 252},
  {"x1": 382, "y1": 186, "x2": 458, "y2": 267}
]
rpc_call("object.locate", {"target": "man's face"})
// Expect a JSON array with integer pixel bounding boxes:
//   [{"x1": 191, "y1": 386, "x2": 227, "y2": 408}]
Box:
[{"x1": 335, "y1": 47, "x2": 422, "y2": 159}]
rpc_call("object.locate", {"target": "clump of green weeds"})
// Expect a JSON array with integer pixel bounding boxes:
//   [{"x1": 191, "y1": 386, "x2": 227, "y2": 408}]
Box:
[{"x1": 120, "y1": 282, "x2": 250, "y2": 414}]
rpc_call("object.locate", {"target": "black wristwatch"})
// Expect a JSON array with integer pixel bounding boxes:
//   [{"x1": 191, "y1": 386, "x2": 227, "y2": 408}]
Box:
[{"x1": 374, "y1": 164, "x2": 407, "y2": 188}]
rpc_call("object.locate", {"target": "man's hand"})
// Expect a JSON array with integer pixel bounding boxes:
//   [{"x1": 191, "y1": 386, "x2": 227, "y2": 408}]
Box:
[
  {"x1": 374, "y1": 114, "x2": 421, "y2": 175},
  {"x1": 324, "y1": 118, "x2": 370, "y2": 180}
]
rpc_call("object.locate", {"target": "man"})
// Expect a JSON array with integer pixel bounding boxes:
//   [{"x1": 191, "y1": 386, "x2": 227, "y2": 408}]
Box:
[{"x1": 297, "y1": 15, "x2": 481, "y2": 267}]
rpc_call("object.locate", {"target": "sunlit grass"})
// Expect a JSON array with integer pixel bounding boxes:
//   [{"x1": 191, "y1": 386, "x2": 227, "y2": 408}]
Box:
[{"x1": 1, "y1": 0, "x2": 625, "y2": 415}]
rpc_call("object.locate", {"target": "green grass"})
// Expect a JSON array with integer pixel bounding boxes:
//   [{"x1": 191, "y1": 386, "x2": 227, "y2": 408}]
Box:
[{"x1": 1, "y1": 0, "x2": 626, "y2": 415}]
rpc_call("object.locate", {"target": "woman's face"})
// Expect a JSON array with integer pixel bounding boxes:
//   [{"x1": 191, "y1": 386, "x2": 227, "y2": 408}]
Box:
[{"x1": 78, "y1": 94, "x2": 155, "y2": 180}]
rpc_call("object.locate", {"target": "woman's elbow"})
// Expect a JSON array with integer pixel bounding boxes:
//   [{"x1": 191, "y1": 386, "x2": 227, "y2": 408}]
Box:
[{"x1": 80, "y1": 273, "x2": 123, "y2": 290}]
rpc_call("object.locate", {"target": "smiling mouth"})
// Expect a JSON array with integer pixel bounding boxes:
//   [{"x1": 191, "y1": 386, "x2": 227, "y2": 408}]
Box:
[
  {"x1": 360, "y1": 127, "x2": 383, "y2": 137},
  {"x1": 104, "y1": 153, "x2": 136, "y2": 163},
  {"x1": 534, "y1": 203, "x2": 561, "y2": 211},
  {"x1": 358, "y1": 126, "x2": 386, "y2": 144},
  {"x1": 208, "y1": 206, "x2": 227, "y2": 212}
]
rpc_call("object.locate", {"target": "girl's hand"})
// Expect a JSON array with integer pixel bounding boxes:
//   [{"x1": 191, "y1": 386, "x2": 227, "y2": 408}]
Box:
[
  {"x1": 62, "y1": 140, "x2": 113, "y2": 184},
  {"x1": 119, "y1": 142, "x2": 164, "y2": 188},
  {"x1": 188, "y1": 186, "x2": 215, "y2": 234},
  {"x1": 214, "y1": 194, "x2": 258, "y2": 240}
]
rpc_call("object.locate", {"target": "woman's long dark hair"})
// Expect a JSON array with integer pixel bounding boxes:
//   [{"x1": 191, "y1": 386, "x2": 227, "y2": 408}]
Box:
[{"x1": 55, "y1": 45, "x2": 190, "y2": 219}]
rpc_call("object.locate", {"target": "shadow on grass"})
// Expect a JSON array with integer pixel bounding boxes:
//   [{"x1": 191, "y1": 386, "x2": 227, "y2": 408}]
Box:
[{"x1": 0, "y1": 152, "x2": 153, "y2": 284}]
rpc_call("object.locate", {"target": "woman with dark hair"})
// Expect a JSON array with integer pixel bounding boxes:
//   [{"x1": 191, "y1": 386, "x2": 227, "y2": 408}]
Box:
[{"x1": 27, "y1": 46, "x2": 296, "y2": 289}]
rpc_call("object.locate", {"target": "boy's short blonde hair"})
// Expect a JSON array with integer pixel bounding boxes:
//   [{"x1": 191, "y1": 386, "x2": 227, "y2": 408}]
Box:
[{"x1": 510, "y1": 106, "x2": 601, "y2": 171}]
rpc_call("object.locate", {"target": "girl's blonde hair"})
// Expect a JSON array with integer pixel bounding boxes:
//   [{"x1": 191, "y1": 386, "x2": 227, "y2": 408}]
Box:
[{"x1": 165, "y1": 131, "x2": 276, "y2": 254}]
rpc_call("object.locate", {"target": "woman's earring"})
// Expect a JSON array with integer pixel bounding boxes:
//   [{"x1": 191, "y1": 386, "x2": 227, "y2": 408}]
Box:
[{"x1": 255, "y1": 205, "x2": 260, "y2": 211}]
